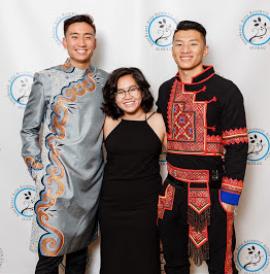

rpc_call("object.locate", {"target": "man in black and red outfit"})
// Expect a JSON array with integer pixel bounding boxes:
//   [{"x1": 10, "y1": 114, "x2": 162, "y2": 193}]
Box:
[{"x1": 157, "y1": 20, "x2": 248, "y2": 274}]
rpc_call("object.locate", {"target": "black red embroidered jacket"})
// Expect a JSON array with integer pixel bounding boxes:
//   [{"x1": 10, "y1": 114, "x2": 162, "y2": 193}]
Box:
[{"x1": 157, "y1": 66, "x2": 248, "y2": 205}]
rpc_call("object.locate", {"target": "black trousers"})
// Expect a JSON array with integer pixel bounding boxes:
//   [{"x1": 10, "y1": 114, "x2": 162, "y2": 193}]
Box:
[
  {"x1": 35, "y1": 247, "x2": 88, "y2": 274},
  {"x1": 158, "y1": 179, "x2": 238, "y2": 274}
]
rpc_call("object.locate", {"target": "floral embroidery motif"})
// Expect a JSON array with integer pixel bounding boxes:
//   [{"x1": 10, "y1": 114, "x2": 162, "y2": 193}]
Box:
[{"x1": 24, "y1": 155, "x2": 43, "y2": 170}]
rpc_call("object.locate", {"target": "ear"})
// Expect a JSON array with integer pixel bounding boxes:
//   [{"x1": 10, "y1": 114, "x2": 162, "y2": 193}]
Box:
[
  {"x1": 62, "y1": 37, "x2": 67, "y2": 49},
  {"x1": 203, "y1": 45, "x2": 209, "y2": 57}
]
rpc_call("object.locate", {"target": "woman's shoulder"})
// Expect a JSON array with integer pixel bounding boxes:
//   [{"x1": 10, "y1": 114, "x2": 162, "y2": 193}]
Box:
[
  {"x1": 146, "y1": 112, "x2": 165, "y2": 129},
  {"x1": 145, "y1": 112, "x2": 166, "y2": 142},
  {"x1": 104, "y1": 116, "x2": 121, "y2": 138},
  {"x1": 146, "y1": 112, "x2": 164, "y2": 123},
  {"x1": 105, "y1": 115, "x2": 122, "y2": 127}
]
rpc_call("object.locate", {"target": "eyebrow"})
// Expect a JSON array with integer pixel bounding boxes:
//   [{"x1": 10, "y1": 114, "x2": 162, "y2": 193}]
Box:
[
  {"x1": 174, "y1": 38, "x2": 200, "y2": 42},
  {"x1": 69, "y1": 32, "x2": 95, "y2": 36}
]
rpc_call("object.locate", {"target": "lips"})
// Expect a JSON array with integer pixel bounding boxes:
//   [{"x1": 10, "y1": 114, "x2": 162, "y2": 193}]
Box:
[
  {"x1": 180, "y1": 56, "x2": 193, "y2": 60},
  {"x1": 75, "y1": 49, "x2": 88, "y2": 54},
  {"x1": 123, "y1": 101, "x2": 136, "y2": 106}
]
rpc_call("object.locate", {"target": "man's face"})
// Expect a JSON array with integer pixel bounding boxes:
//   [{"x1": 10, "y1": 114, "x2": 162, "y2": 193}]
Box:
[
  {"x1": 63, "y1": 22, "x2": 96, "y2": 69},
  {"x1": 172, "y1": 29, "x2": 208, "y2": 73}
]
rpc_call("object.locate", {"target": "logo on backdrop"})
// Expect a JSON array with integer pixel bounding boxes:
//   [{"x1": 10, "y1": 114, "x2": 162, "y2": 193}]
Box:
[
  {"x1": 8, "y1": 72, "x2": 33, "y2": 107},
  {"x1": 145, "y1": 12, "x2": 177, "y2": 50},
  {"x1": 11, "y1": 185, "x2": 36, "y2": 220},
  {"x1": 247, "y1": 129, "x2": 270, "y2": 164},
  {"x1": 236, "y1": 240, "x2": 270, "y2": 273},
  {"x1": 53, "y1": 12, "x2": 75, "y2": 45},
  {"x1": 0, "y1": 248, "x2": 3, "y2": 270},
  {"x1": 240, "y1": 11, "x2": 270, "y2": 48}
]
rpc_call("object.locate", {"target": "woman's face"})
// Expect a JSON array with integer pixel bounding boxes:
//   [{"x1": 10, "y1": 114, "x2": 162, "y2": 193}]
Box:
[{"x1": 115, "y1": 74, "x2": 143, "y2": 116}]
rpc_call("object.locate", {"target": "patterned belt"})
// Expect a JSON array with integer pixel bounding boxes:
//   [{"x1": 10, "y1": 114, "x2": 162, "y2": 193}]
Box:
[{"x1": 167, "y1": 163, "x2": 213, "y2": 266}]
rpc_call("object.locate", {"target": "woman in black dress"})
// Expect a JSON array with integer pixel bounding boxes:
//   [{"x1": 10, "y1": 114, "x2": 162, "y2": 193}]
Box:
[{"x1": 99, "y1": 67, "x2": 166, "y2": 274}]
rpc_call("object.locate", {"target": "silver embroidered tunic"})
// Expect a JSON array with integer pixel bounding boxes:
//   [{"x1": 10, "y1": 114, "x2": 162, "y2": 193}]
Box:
[{"x1": 21, "y1": 62, "x2": 108, "y2": 256}]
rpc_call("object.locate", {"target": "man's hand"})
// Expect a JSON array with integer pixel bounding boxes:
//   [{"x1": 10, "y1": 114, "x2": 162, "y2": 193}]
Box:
[{"x1": 221, "y1": 202, "x2": 236, "y2": 213}]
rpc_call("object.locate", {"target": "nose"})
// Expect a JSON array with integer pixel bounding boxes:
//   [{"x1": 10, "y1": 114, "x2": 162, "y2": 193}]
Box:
[
  {"x1": 78, "y1": 37, "x2": 86, "y2": 47},
  {"x1": 182, "y1": 44, "x2": 190, "y2": 53},
  {"x1": 124, "y1": 90, "x2": 133, "y2": 98}
]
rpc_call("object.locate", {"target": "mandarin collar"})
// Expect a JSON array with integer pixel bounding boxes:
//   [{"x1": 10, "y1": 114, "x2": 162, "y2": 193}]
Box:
[
  {"x1": 60, "y1": 58, "x2": 94, "y2": 75},
  {"x1": 176, "y1": 65, "x2": 215, "y2": 91}
]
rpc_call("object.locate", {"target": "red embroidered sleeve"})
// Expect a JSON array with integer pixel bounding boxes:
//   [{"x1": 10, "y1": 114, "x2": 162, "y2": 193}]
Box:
[
  {"x1": 222, "y1": 128, "x2": 248, "y2": 146},
  {"x1": 221, "y1": 176, "x2": 244, "y2": 195}
]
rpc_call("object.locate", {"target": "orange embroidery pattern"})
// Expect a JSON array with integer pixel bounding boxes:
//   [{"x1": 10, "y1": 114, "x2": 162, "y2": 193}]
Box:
[
  {"x1": 24, "y1": 156, "x2": 44, "y2": 170},
  {"x1": 35, "y1": 73, "x2": 96, "y2": 256}
]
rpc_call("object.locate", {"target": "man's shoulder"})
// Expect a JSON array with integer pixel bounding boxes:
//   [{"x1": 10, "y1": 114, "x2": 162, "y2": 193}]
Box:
[
  {"x1": 213, "y1": 73, "x2": 238, "y2": 88},
  {"x1": 159, "y1": 76, "x2": 175, "y2": 91},
  {"x1": 93, "y1": 67, "x2": 109, "y2": 78},
  {"x1": 35, "y1": 65, "x2": 65, "y2": 77},
  {"x1": 212, "y1": 73, "x2": 243, "y2": 98},
  {"x1": 91, "y1": 67, "x2": 109, "y2": 87}
]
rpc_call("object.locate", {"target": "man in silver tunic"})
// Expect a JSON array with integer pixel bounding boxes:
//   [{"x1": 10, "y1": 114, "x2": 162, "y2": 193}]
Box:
[{"x1": 20, "y1": 14, "x2": 108, "y2": 274}]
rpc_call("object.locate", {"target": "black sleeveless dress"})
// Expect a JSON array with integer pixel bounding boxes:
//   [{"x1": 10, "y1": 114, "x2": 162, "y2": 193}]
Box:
[{"x1": 99, "y1": 118, "x2": 162, "y2": 274}]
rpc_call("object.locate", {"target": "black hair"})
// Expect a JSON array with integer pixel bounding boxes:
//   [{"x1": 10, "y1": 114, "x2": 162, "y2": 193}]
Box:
[
  {"x1": 102, "y1": 67, "x2": 154, "y2": 119},
  {"x1": 64, "y1": 14, "x2": 96, "y2": 35},
  {"x1": 173, "y1": 20, "x2": 206, "y2": 43}
]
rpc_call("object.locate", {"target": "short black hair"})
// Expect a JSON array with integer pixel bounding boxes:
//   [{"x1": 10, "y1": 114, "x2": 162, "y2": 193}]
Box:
[
  {"x1": 102, "y1": 67, "x2": 154, "y2": 119},
  {"x1": 173, "y1": 20, "x2": 206, "y2": 43},
  {"x1": 64, "y1": 14, "x2": 96, "y2": 35}
]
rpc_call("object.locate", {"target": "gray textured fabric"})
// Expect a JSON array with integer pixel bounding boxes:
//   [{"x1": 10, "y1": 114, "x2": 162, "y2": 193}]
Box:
[{"x1": 21, "y1": 61, "x2": 108, "y2": 256}]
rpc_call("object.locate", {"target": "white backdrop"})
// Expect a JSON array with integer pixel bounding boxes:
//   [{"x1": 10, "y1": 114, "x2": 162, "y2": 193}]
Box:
[{"x1": 1, "y1": 0, "x2": 270, "y2": 273}]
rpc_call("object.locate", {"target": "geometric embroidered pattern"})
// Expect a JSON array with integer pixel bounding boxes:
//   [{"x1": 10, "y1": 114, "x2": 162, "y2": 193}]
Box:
[
  {"x1": 189, "y1": 225, "x2": 208, "y2": 248},
  {"x1": 222, "y1": 128, "x2": 248, "y2": 146},
  {"x1": 158, "y1": 184, "x2": 175, "y2": 220},
  {"x1": 167, "y1": 79, "x2": 223, "y2": 156},
  {"x1": 221, "y1": 177, "x2": 244, "y2": 195},
  {"x1": 168, "y1": 163, "x2": 211, "y2": 215},
  {"x1": 167, "y1": 163, "x2": 209, "y2": 183},
  {"x1": 189, "y1": 186, "x2": 211, "y2": 215}
]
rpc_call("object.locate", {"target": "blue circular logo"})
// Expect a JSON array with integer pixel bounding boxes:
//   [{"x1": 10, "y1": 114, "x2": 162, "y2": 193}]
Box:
[
  {"x1": 247, "y1": 129, "x2": 270, "y2": 163},
  {"x1": 11, "y1": 185, "x2": 36, "y2": 219},
  {"x1": 8, "y1": 73, "x2": 33, "y2": 107},
  {"x1": 240, "y1": 11, "x2": 270, "y2": 46},
  {"x1": 145, "y1": 13, "x2": 177, "y2": 49},
  {"x1": 53, "y1": 12, "x2": 75, "y2": 45},
  {"x1": 236, "y1": 241, "x2": 269, "y2": 272}
]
